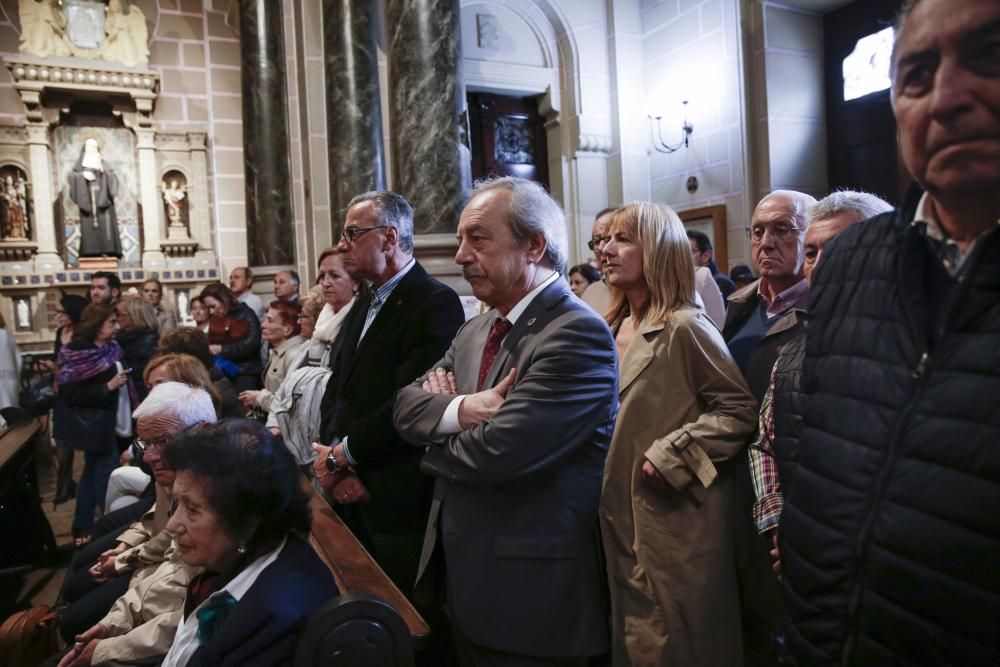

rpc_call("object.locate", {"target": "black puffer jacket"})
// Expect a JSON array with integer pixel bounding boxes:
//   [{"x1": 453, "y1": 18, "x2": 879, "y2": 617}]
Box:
[
  {"x1": 771, "y1": 331, "x2": 805, "y2": 495},
  {"x1": 780, "y1": 187, "x2": 1000, "y2": 665}
]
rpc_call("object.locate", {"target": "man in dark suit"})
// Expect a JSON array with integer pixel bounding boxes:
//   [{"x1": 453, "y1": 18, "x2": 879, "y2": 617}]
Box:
[
  {"x1": 394, "y1": 177, "x2": 618, "y2": 666},
  {"x1": 311, "y1": 191, "x2": 465, "y2": 603}
]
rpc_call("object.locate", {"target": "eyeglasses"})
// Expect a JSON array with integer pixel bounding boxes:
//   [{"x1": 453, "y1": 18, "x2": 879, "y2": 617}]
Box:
[
  {"x1": 745, "y1": 223, "x2": 803, "y2": 244},
  {"x1": 132, "y1": 422, "x2": 202, "y2": 454},
  {"x1": 341, "y1": 225, "x2": 389, "y2": 244},
  {"x1": 587, "y1": 236, "x2": 610, "y2": 251},
  {"x1": 133, "y1": 435, "x2": 171, "y2": 453}
]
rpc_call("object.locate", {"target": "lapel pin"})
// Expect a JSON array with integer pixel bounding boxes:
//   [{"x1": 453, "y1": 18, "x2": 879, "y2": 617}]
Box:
[{"x1": 527, "y1": 317, "x2": 536, "y2": 326}]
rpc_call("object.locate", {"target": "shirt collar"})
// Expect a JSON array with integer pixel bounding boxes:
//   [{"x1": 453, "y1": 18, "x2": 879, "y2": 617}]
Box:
[
  {"x1": 214, "y1": 537, "x2": 286, "y2": 603},
  {"x1": 370, "y1": 258, "x2": 415, "y2": 305},
  {"x1": 504, "y1": 271, "x2": 560, "y2": 325},
  {"x1": 758, "y1": 277, "x2": 808, "y2": 318},
  {"x1": 912, "y1": 192, "x2": 1000, "y2": 276}
]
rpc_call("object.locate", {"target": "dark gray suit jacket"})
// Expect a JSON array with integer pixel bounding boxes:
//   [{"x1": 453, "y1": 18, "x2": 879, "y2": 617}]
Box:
[{"x1": 394, "y1": 279, "x2": 618, "y2": 657}]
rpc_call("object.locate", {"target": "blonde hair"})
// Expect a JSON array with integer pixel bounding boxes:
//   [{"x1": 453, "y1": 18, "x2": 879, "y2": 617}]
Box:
[
  {"x1": 605, "y1": 202, "x2": 698, "y2": 330},
  {"x1": 143, "y1": 353, "x2": 221, "y2": 415},
  {"x1": 118, "y1": 295, "x2": 160, "y2": 332},
  {"x1": 301, "y1": 285, "x2": 325, "y2": 320}
]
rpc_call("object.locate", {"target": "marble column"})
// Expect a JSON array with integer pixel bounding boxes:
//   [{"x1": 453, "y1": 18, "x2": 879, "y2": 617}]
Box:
[
  {"x1": 239, "y1": 0, "x2": 295, "y2": 266},
  {"x1": 323, "y1": 0, "x2": 385, "y2": 228},
  {"x1": 26, "y1": 124, "x2": 63, "y2": 271},
  {"x1": 386, "y1": 0, "x2": 467, "y2": 234},
  {"x1": 136, "y1": 128, "x2": 166, "y2": 269}
]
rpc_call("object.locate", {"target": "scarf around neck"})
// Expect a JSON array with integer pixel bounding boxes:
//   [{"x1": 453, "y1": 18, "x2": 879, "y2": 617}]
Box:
[{"x1": 57, "y1": 340, "x2": 122, "y2": 384}]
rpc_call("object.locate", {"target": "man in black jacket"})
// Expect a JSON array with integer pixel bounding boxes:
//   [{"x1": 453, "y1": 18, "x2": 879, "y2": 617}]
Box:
[
  {"x1": 311, "y1": 191, "x2": 465, "y2": 605},
  {"x1": 780, "y1": 0, "x2": 1000, "y2": 663}
]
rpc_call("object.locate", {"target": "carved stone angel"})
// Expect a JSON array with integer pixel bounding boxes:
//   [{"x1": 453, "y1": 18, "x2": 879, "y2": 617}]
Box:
[
  {"x1": 101, "y1": 0, "x2": 149, "y2": 67},
  {"x1": 19, "y1": 0, "x2": 74, "y2": 59}
]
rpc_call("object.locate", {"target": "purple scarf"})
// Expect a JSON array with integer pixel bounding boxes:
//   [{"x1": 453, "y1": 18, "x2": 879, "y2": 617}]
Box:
[{"x1": 57, "y1": 340, "x2": 139, "y2": 408}]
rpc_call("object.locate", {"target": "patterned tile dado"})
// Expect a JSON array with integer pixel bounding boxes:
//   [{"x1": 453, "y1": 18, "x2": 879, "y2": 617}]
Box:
[{"x1": 0, "y1": 267, "x2": 219, "y2": 290}]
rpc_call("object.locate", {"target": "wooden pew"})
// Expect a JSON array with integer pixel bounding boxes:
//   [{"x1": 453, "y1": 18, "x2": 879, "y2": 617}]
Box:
[{"x1": 295, "y1": 478, "x2": 430, "y2": 667}]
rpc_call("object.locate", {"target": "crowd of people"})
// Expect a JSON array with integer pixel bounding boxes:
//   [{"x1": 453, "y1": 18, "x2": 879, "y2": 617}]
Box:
[{"x1": 22, "y1": 0, "x2": 999, "y2": 664}]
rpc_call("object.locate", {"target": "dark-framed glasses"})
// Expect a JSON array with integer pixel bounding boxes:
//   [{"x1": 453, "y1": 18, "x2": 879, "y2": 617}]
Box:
[
  {"x1": 587, "y1": 236, "x2": 610, "y2": 251},
  {"x1": 745, "y1": 223, "x2": 803, "y2": 243},
  {"x1": 341, "y1": 225, "x2": 389, "y2": 244}
]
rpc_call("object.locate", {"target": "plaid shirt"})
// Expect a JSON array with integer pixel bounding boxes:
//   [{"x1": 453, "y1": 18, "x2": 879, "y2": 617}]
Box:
[{"x1": 748, "y1": 361, "x2": 783, "y2": 534}]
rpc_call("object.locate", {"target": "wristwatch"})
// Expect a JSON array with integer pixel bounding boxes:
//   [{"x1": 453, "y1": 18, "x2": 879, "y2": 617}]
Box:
[{"x1": 325, "y1": 451, "x2": 344, "y2": 474}]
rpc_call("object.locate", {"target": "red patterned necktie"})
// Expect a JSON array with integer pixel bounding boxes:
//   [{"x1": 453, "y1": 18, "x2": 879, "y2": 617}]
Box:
[{"x1": 477, "y1": 317, "x2": 513, "y2": 391}]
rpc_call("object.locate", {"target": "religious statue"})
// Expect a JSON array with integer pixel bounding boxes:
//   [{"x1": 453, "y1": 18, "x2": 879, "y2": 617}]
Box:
[
  {"x1": 102, "y1": 0, "x2": 149, "y2": 68},
  {"x1": 15, "y1": 299, "x2": 30, "y2": 330},
  {"x1": 68, "y1": 138, "x2": 122, "y2": 258},
  {"x1": 19, "y1": 0, "x2": 74, "y2": 59},
  {"x1": 161, "y1": 179, "x2": 186, "y2": 229},
  {"x1": 0, "y1": 174, "x2": 29, "y2": 240},
  {"x1": 177, "y1": 291, "x2": 189, "y2": 322}
]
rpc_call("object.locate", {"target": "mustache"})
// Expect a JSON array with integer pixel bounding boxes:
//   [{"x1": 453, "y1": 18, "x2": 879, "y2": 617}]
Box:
[{"x1": 462, "y1": 267, "x2": 487, "y2": 280}]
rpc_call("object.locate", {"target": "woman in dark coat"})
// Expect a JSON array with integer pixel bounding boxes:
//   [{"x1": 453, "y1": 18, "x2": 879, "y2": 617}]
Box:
[
  {"x1": 115, "y1": 295, "x2": 160, "y2": 402},
  {"x1": 200, "y1": 283, "x2": 262, "y2": 393},
  {"x1": 50, "y1": 293, "x2": 89, "y2": 507},
  {"x1": 58, "y1": 303, "x2": 136, "y2": 544}
]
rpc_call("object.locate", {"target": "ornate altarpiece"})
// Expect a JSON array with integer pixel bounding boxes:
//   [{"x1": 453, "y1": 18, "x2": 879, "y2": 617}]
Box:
[{"x1": 0, "y1": 11, "x2": 221, "y2": 349}]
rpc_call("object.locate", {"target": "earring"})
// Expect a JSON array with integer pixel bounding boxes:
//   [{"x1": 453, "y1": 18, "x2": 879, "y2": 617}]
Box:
[{"x1": 237, "y1": 544, "x2": 247, "y2": 555}]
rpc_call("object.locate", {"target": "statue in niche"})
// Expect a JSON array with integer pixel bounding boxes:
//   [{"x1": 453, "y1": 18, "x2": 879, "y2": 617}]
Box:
[
  {"x1": 0, "y1": 173, "x2": 29, "y2": 240},
  {"x1": 68, "y1": 138, "x2": 122, "y2": 258},
  {"x1": 177, "y1": 291, "x2": 189, "y2": 322},
  {"x1": 16, "y1": 299, "x2": 30, "y2": 330},
  {"x1": 102, "y1": 0, "x2": 149, "y2": 68},
  {"x1": 19, "y1": 0, "x2": 74, "y2": 58},
  {"x1": 161, "y1": 179, "x2": 186, "y2": 228}
]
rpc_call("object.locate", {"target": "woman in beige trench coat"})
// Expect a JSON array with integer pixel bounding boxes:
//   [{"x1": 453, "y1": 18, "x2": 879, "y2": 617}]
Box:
[{"x1": 599, "y1": 202, "x2": 758, "y2": 666}]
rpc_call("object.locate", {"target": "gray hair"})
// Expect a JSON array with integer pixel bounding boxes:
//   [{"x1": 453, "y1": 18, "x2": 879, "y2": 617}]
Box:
[
  {"x1": 891, "y1": 0, "x2": 923, "y2": 79},
  {"x1": 761, "y1": 190, "x2": 818, "y2": 229},
  {"x1": 809, "y1": 190, "x2": 893, "y2": 225},
  {"x1": 132, "y1": 381, "x2": 217, "y2": 426},
  {"x1": 468, "y1": 177, "x2": 568, "y2": 273},
  {"x1": 347, "y1": 191, "x2": 414, "y2": 253}
]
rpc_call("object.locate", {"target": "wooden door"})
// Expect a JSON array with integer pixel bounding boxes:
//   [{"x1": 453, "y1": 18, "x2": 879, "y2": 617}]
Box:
[{"x1": 467, "y1": 92, "x2": 549, "y2": 189}]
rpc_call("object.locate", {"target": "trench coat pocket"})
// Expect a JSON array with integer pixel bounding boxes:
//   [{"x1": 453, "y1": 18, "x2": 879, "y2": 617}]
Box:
[
  {"x1": 494, "y1": 535, "x2": 578, "y2": 559},
  {"x1": 645, "y1": 429, "x2": 717, "y2": 502}
]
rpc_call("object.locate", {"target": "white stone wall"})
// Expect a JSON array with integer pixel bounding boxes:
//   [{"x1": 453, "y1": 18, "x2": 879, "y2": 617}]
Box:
[
  {"x1": 746, "y1": 1, "x2": 827, "y2": 202},
  {"x1": 642, "y1": 0, "x2": 754, "y2": 270}
]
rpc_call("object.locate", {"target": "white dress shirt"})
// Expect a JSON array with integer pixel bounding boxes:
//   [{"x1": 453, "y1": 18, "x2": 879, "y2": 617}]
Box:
[{"x1": 435, "y1": 271, "x2": 560, "y2": 434}]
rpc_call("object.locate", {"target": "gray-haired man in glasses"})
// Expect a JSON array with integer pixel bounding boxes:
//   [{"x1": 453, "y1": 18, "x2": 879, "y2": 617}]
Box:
[
  {"x1": 313, "y1": 190, "x2": 464, "y2": 620},
  {"x1": 720, "y1": 188, "x2": 816, "y2": 665}
]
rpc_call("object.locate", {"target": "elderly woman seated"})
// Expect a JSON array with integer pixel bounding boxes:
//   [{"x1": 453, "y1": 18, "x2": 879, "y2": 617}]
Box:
[{"x1": 159, "y1": 419, "x2": 339, "y2": 666}]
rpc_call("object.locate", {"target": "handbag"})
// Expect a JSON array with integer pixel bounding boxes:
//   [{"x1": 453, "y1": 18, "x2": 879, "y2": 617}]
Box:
[
  {"x1": 207, "y1": 315, "x2": 250, "y2": 345},
  {"x1": 18, "y1": 373, "x2": 56, "y2": 416}
]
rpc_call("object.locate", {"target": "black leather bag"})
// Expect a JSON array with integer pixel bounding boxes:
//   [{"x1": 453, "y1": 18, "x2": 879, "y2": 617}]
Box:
[{"x1": 18, "y1": 373, "x2": 56, "y2": 416}]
